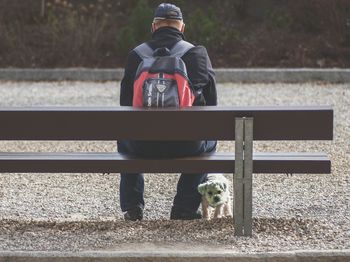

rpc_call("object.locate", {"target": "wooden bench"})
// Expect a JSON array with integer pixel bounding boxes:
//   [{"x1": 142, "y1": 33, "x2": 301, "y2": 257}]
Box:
[{"x1": 0, "y1": 106, "x2": 333, "y2": 236}]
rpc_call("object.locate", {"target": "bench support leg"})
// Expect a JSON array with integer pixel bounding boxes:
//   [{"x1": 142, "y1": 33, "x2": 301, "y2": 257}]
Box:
[{"x1": 234, "y1": 117, "x2": 253, "y2": 237}]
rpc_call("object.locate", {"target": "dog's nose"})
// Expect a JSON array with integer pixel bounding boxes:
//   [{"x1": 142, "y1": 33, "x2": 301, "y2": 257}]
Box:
[{"x1": 214, "y1": 196, "x2": 220, "y2": 202}]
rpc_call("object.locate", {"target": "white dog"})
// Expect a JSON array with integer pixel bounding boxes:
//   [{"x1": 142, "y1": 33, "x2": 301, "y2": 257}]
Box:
[{"x1": 197, "y1": 173, "x2": 233, "y2": 220}]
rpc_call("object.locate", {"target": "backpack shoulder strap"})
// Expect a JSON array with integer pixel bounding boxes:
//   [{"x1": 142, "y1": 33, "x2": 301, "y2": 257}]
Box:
[
  {"x1": 170, "y1": 40, "x2": 194, "y2": 58},
  {"x1": 133, "y1": 43, "x2": 154, "y2": 60}
]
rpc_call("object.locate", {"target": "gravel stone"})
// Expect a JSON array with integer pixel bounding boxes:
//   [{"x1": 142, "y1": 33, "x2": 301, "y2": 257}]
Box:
[{"x1": 0, "y1": 81, "x2": 349, "y2": 252}]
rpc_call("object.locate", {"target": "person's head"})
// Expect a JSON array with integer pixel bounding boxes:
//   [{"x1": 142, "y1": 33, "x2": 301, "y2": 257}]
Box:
[{"x1": 151, "y1": 3, "x2": 185, "y2": 33}]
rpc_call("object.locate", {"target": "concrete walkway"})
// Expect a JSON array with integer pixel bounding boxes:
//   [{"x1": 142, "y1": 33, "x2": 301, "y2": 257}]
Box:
[{"x1": 0, "y1": 249, "x2": 349, "y2": 262}]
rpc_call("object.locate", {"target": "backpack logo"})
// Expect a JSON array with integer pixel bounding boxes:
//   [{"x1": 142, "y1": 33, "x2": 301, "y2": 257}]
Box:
[
  {"x1": 132, "y1": 41, "x2": 195, "y2": 108},
  {"x1": 156, "y1": 83, "x2": 167, "y2": 93}
]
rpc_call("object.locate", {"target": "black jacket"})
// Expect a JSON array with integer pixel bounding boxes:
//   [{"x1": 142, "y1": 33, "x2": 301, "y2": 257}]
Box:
[{"x1": 120, "y1": 27, "x2": 217, "y2": 106}]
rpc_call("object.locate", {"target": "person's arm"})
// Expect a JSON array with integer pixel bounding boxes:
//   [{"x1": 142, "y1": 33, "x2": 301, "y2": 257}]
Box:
[
  {"x1": 182, "y1": 45, "x2": 217, "y2": 106},
  {"x1": 202, "y1": 50, "x2": 217, "y2": 106},
  {"x1": 120, "y1": 50, "x2": 142, "y2": 106}
]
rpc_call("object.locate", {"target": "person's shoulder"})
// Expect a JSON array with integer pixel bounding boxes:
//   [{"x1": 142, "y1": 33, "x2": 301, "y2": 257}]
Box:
[
  {"x1": 188, "y1": 44, "x2": 208, "y2": 52},
  {"x1": 123, "y1": 44, "x2": 145, "y2": 73},
  {"x1": 125, "y1": 48, "x2": 138, "y2": 59},
  {"x1": 181, "y1": 43, "x2": 212, "y2": 77},
  {"x1": 185, "y1": 44, "x2": 209, "y2": 58},
  {"x1": 125, "y1": 44, "x2": 146, "y2": 63}
]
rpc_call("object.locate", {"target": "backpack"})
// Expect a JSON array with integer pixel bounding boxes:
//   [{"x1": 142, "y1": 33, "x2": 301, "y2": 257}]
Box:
[{"x1": 132, "y1": 40, "x2": 195, "y2": 108}]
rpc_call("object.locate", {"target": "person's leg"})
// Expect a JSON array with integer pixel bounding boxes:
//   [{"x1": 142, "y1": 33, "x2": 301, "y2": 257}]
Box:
[
  {"x1": 205, "y1": 140, "x2": 217, "y2": 153},
  {"x1": 118, "y1": 140, "x2": 145, "y2": 220},
  {"x1": 171, "y1": 140, "x2": 217, "y2": 219},
  {"x1": 120, "y1": 173, "x2": 145, "y2": 212},
  {"x1": 170, "y1": 172, "x2": 207, "y2": 219},
  {"x1": 120, "y1": 173, "x2": 144, "y2": 220}
]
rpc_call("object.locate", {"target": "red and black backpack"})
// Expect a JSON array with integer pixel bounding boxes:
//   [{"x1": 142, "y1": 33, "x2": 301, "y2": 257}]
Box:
[{"x1": 132, "y1": 40, "x2": 195, "y2": 108}]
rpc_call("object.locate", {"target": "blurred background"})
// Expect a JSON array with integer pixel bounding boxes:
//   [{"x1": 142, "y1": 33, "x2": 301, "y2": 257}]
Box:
[{"x1": 0, "y1": 0, "x2": 349, "y2": 68}]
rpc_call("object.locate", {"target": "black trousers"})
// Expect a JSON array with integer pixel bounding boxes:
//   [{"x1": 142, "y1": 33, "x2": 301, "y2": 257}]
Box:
[{"x1": 117, "y1": 140, "x2": 217, "y2": 212}]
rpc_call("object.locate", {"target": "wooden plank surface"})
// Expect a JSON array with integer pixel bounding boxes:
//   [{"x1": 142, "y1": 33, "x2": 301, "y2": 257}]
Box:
[
  {"x1": 0, "y1": 106, "x2": 333, "y2": 141},
  {"x1": 0, "y1": 152, "x2": 331, "y2": 174}
]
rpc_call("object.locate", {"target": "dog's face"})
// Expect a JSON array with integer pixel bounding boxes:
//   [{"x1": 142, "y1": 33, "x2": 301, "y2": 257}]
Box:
[{"x1": 198, "y1": 181, "x2": 227, "y2": 207}]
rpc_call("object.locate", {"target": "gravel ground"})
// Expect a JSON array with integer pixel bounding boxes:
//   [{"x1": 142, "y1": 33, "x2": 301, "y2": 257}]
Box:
[{"x1": 0, "y1": 81, "x2": 349, "y2": 253}]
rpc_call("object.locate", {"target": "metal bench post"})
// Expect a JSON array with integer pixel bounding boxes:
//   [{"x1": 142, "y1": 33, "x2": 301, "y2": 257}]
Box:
[{"x1": 234, "y1": 117, "x2": 253, "y2": 236}]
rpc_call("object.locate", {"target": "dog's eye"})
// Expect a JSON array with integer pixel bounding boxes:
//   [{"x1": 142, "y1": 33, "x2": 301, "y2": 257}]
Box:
[
  {"x1": 208, "y1": 191, "x2": 213, "y2": 196},
  {"x1": 217, "y1": 190, "x2": 222, "y2": 194}
]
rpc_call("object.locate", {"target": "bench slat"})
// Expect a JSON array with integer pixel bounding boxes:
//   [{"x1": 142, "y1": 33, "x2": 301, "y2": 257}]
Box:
[
  {"x1": 0, "y1": 152, "x2": 330, "y2": 174},
  {"x1": 0, "y1": 106, "x2": 333, "y2": 141}
]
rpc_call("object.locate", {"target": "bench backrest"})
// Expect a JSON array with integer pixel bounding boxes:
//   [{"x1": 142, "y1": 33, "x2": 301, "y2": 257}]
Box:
[{"x1": 0, "y1": 106, "x2": 333, "y2": 141}]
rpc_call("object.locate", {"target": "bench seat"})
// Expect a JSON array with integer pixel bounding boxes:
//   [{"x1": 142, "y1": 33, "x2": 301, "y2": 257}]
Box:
[
  {"x1": 0, "y1": 152, "x2": 330, "y2": 174},
  {"x1": 0, "y1": 106, "x2": 333, "y2": 236}
]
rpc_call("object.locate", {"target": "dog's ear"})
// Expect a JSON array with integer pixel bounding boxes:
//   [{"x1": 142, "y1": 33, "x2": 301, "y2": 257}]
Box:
[
  {"x1": 197, "y1": 183, "x2": 207, "y2": 195},
  {"x1": 219, "y1": 182, "x2": 227, "y2": 191}
]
